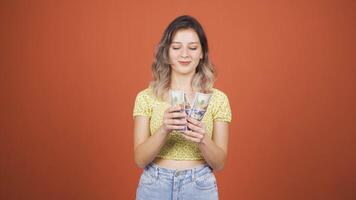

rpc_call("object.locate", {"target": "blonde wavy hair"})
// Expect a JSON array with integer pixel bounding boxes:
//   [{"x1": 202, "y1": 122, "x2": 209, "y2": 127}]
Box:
[{"x1": 149, "y1": 15, "x2": 215, "y2": 100}]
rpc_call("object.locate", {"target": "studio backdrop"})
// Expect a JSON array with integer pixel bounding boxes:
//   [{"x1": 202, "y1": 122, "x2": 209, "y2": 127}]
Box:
[{"x1": 1, "y1": 0, "x2": 355, "y2": 199}]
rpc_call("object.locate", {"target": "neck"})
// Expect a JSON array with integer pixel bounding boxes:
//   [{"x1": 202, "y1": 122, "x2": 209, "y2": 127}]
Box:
[{"x1": 170, "y1": 71, "x2": 195, "y2": 92}]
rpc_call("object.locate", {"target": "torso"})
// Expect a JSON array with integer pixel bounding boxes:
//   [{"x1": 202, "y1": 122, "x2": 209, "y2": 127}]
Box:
[
  {"x1": 153, "y1": 158, "x2": 206, "y2": 170},
  {"x1": 145, "y1": 88, "x2": 220, "y2": 166},
  {"x1": 153, "y1": 91, "x2": 207, "y2": 170}
]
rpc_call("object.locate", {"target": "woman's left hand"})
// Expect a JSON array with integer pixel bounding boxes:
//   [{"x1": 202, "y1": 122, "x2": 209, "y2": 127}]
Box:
[{"x1": 182, "y1": 117, "x2": 207, "y2": 143}]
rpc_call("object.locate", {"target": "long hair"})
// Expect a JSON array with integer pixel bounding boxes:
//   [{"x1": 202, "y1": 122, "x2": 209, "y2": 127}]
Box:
[{"x1": 149, "y1": 15, "x2": 215, "y2": 100}]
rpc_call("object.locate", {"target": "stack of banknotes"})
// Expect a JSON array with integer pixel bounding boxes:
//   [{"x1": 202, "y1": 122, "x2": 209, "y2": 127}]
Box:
[{"x1": 170, "y1": 90, "x2": 211, "y2": 131}]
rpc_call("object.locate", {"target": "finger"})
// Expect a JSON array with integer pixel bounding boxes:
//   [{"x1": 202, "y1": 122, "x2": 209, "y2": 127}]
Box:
[
  {"x1": 168, "y1": 105, "x2": 183, "y2": 113},
  {"x1": 187, "y1": 122, "x2": 205, "y2": 133},
  {"x1": 165, "y1": 118, "x2": 187, "y2": 125},
  {"x1": 181, "y1": 133, "x2": 201, "y2": 143},
  {"x1": 187, "y1": 117, "x2": 202, "y2": 126},
  {"x1": 168, "y1": 111, "x2": 187, "y2": 119},
  {"x1": 187, "y1": 123, "x2": 204, "y2": 133},
  {"x1": 183, "y1": 130, "x2": 204, "y2": 139},
  {"x1": 167, "y1": 125, "x2": 187, "y2": 130}
]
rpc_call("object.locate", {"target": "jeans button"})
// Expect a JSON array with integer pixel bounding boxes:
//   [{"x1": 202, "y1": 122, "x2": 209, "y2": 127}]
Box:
[{"x1": 175, "y1": 171, "x2": 180, "y2": 177}]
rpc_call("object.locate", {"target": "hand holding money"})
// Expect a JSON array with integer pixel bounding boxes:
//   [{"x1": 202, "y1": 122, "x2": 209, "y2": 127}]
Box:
[
  {"x1": 161, "y1": 105, "x2": 187, "y2": 134},
  {"x1": 170, "y1": 90, "x2": 212, "y2": 133},
  {"x1": 170, "y1": 90, "x2": 188, "y2": 132},
  {"x1": 181, "y1": 117, "x2": 207, "y2": 143}
]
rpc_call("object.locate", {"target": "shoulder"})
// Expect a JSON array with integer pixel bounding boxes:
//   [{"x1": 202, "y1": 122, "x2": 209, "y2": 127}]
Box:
[
  {"x1": 133, "y1": 88, "x2": 155, "y2": 117},
  {"x1": 209, "y1": 88, "x2": 231, "y2": 109},
  {"x1": 211, "y1": 88, "x2": 229, "y2": 101},
  {"x1": 134, "y1": 88, "x2": 156, "y2": 105},
  {"x1": 210, "y1": 88, "x2": 232, "y2": 122},
  {"x1": 136, "y1": 88, "x2": 154, "y2": 100}
]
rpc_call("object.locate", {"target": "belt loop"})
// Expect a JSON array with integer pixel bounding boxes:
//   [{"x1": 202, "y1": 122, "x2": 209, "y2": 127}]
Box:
[
  {"x1": 192, "y1": 168, "x2": 195, "y2": 181},
  {"x1": 155, "y1": 166, "x2": 159, "y2": 179}
]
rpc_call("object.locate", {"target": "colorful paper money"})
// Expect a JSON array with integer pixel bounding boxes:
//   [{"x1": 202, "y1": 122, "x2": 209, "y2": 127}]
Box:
[
  {"x1": 170, "y1": 90, "x2": 212, "y2": 132},
  {"x1": 170, "y1": 90, "x2": 185, "y2": 111},
  {"x1": 184, "y1": 93, "x2": 192, "y2": 116},
  {"x1": 189, "y1": 92, "x2": 212, "y2": 121},
  {"x1": 170, "y1": 90, "x2": 186, "y2": 132}
]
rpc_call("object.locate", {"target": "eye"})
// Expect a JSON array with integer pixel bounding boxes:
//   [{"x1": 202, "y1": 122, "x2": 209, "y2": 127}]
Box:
[
  {"x1": 189, "y1": 45, "x2": 198, "y2": 50},
  {"x1": 171, "y1": 46, "x2": 181, "y2": 50}
]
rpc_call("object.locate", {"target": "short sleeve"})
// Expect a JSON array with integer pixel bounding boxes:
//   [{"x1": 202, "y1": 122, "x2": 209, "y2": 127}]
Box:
[
  {"x1": 133, "y1": 89, "x2": 152, "y2": 117},
  {"x1": 213, "y1": 91, "x2": 232, "y2": 122}
]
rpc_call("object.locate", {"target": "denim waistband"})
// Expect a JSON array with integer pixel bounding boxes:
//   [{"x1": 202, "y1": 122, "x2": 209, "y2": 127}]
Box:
[{"x1": 144, "y1": 162, "x2": 212, "y2": 181}]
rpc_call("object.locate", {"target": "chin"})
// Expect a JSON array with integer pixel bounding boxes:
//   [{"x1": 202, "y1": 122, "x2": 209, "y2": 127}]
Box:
[
  {"x1": 174, "y1": 70, "x2": 195, "y2": 76},
  {"x1": 172, "y1": 66, "x2": 197, "y2": 75}
]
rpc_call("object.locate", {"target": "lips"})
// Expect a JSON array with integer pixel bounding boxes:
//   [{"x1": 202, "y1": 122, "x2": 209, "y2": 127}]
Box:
[{"x1": 178, "y1": 61, "x2": 191, "y2": 65}]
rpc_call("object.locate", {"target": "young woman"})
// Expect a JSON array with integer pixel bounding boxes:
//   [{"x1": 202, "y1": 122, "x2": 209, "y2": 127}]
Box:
[{"x1": 133, "y1": 15, "x2": 232, "y2": 200}]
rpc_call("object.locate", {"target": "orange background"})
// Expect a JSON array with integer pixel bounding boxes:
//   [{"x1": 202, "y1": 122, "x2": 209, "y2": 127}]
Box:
[{"x1": 1, "y1": 0, "x2": 355, "y2": 199}]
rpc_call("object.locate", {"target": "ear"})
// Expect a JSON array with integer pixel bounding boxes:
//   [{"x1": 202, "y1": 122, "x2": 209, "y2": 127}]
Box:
[{"x1": 200, "y1": 53, "x2": 203, "y2": 59}]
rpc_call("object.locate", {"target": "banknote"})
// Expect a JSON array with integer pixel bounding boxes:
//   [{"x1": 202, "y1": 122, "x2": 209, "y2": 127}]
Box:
[
  {"x1": 170, "y1": 90, "x2": 186, "y2": 132},
  {"x1": 184, "y1": 93, "x2": 192, "y2": 116},
  {"x1": 170, "y1": 91, "x2": 212, "y2": 132},
  {"x1": 189, "y1": 92, "x2": 212, "y2": 121},
  {"x1": 170, "y1": 90, "x2": 185, "y2": 111}
]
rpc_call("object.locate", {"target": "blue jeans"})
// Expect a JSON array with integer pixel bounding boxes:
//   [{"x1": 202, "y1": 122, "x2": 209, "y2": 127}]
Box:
[{"x1": 136, "y1": 163, "x2": 219, "y2": 200}]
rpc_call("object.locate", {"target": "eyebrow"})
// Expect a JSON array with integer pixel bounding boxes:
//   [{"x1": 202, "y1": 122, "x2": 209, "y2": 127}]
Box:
[{"x1": 171, "y1": 42, "x2": 200, "y2": 44}]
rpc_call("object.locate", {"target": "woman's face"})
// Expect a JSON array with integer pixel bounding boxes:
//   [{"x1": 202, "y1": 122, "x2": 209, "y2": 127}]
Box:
[{"x1": 168, "y1": 28, "x2": 203, "y2": 75}]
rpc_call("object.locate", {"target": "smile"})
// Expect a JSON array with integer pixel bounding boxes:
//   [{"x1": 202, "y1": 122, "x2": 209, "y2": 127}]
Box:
[{"x1": 178, "y1": 61, "x2": 191, "y2": 65}]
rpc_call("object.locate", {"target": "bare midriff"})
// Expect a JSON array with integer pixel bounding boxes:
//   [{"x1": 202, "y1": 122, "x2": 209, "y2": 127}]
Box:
[{"x1": 153, "y1": 157, "x2": 206, "y2": 170}]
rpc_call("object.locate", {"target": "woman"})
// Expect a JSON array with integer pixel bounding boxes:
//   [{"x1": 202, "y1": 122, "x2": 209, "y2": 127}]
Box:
[{"x1": 133, "y1": 15, "x2": 232, "y2": 200}]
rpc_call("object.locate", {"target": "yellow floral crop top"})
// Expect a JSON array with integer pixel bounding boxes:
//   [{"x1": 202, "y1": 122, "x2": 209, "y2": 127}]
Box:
[{"x1": 133, "y1": 88, "x2": 232, "y2": 160}]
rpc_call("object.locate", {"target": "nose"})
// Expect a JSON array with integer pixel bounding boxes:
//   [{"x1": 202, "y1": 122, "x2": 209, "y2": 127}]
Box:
[{"x1": 180, "y1": 47, "x2": 189, "y2": 58}]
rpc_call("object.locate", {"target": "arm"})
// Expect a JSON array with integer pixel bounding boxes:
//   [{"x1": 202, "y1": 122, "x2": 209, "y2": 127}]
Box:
[
  {"x1": 199, "y1": 121, "x2": 229, "y2": 171},
  {"x1": 134, "y1": 106, "x2": 187, "y2": 168},
  {"x1": 133, "y1": 116, "x2": 169, "y2": 168},
  {"x1": 182, "y1": 118, "x2": 229, "y2": 171}
]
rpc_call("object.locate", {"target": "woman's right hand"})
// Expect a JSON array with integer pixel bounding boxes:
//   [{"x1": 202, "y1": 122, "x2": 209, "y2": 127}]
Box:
[{"x1": 161, "y1": 105, "x2": 187, "y2": 134}]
